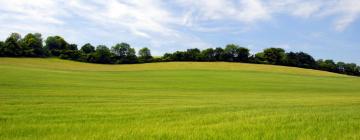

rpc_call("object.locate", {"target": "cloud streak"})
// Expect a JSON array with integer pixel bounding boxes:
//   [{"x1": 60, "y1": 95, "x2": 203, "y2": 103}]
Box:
[{"x1": 0, "y1": 0, "x2": 359, "y2": 55}]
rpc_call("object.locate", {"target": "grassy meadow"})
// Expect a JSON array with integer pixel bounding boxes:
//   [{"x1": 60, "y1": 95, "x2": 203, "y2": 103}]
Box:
[{"x1": 0, "y1": 58, "x2": 360, "y2": 139}]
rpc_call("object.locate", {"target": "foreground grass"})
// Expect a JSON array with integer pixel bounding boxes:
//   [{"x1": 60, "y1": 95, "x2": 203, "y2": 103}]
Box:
[{"x1": 0, "y1": 58, "x2": 359, "y2": 139}]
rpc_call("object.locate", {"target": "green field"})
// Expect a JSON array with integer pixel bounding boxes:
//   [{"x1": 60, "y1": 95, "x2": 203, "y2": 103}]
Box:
[{"x1": 1, "y1": 58, "x2": 360, "y2": 139}]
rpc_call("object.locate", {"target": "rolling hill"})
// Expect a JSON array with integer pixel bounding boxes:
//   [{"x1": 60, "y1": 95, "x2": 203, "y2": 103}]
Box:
[{"x1": 0, "y1": 58, "x2": 359, "y2": 139}]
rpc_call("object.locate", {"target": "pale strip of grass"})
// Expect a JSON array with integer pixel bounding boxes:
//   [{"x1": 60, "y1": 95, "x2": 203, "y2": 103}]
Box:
[{"x1": 0, "y1": 58, "x2": 346, "y2": 77}]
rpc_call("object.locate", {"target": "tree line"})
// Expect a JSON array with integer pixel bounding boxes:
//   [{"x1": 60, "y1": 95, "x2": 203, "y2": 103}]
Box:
[{"x1": 0, "y1": 32, "x2": 359, "y2": 76}]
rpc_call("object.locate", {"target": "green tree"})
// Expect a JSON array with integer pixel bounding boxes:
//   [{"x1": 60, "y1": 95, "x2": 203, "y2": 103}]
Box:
[
  {"x1": 284, "y1": 52, "x2": 297, "y2": 66},
  {"x1": 68, "y1": 44, "x2": 78, "y2": 50},
  {"x1": 224, "y1": 44, "x2": 239, "y2": 62},
  {"x1": 285, "y1": 52, "x2": 316, "y2": 68},
  {"x1": 0, "y1": 41, "x2": 5, "y2": 56},
  {"x1": 263, "y1": 48, "x2": 285, "y2": 64},
  {"x1": 254, "y1": 52, "x2": 266, "y2": 64},
  {"x1": 21, "y1": 33, "x2": 44, "y2": 57},
  {"x1": 138, "y1": 47, "x2": 152, "y2": 62},
  {"x1": 214, "y1": 47, "x2": 224, "y2": 61},
  {"x1": 3, "y1": 33, "x2": 23, "y2": 56},
  {"x1": 59, "y1": 50, "x2": 82, "y2": 60},
  {"x1": 200, "y1": 48, "x2": 215, "y2": 61},
  {"x1": 111, "y1": 43, "x2": 137, "y2": 64},
  {"x1": 356, "y1": 66, "x2": 360, "y2": 76},
  {"x1": 316, "y1": 59, "x2": 337, "y2": 72},
  {"x1": 236, "y1": 47, "x2": 250, "y2": 62},
  {"x1": 343, "y1": 63, "x2": 359, "y2": 75},
  {"x1": 111, "y1": 43, "x2": 130, "y2": 58},
  {"x1": 172, "y1": 51, "x2": 186, "y2": 61},
  {"x1": 45, "y1": 36, "x2": 68, "y2": 56},
  {"x1": 80, "y1": 43, "x2": 95, "y2": 54},
  {"x1": 162, "y1": 53, "x2": 173, "y2": 61},
  {"x1": 90, "y1": 45, "x2": 113, "y2": 64},
  {"x1": 336, "y1": 62, "x2": 346, "y2": 73},
  {"x1": 296, "y1": 52, "x2": 316, "y2": 68},
  {"x1": 185, "y1": 48, "x2": 201, "y2": 61}
]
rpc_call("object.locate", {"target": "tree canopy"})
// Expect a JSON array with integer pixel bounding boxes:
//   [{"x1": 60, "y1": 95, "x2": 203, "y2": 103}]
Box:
[
  {"x1": 45, "y1": 36, "x2": 68, "y2": 56},
  {"x1": 21, "y1": 33, "x2": 45, "y2": 57},
  {"x1": 80, "y1": 43, "x2": 95, "y2": 54},
  {"x1": 138, "y1": 47, "x2": 152, "y2": 63},
  {"x1": 0, "y1": 32, "x2": 359, "y2": 76},
  {"x1": 263, "y1": 48, "x2": 285, "y2": 65},
  {"x1": 111, "y1": 43, "x2": 137, "y2": 64},
  {"x1": 2, "y1": 33, "x2": 23, "y2": 56}
]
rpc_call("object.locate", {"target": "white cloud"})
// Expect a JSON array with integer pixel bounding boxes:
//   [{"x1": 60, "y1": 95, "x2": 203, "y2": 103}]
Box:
[
  {"x1": 267, "y1": 0, "x2": 360, "y2": 31},
  {"x1": 266, "y1": 0, "x2": 322, "y2": 18},
  {"x1": 0, "y1": 0, "x2": 211, "y2": 53},
  {"x1": 177, "y1": 0, "x2": 360, "y2": 31},
  {"x1": 176, "y1": 0, "x2": 270, "y2": 24},
  {"x1": 291, "y1": 2, "x2": 321, "y2": 18},
  {"x1": 0, "y1": 0, "x2": 360, "y2": 54},
  {"x1": 65, "y1": 0, "x2": 177, "y2": 37},
  {"x1": 322, "y1": 0, "x2": 360, "y2": 31},
  {"x1": 237, "y1": 0, "x2": 270, "y2": 23},
  {"x1": 0, "y1": 0, "x2": 67, "y2": 25}
]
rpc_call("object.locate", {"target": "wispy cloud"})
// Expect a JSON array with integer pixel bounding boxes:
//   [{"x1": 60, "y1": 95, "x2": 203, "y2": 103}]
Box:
[
  {"x1": 0, "y1": 0, "x2": 359, "y2": 54},
  {"x1": 266, "y1": 0, "x2": 360, "y2": 31},
  {"x1": 176, "y1": 0, "x2": 270, "y2": 27},
  {"x1": 322, "y1": 0, "x2": 360, "y2": 31}
]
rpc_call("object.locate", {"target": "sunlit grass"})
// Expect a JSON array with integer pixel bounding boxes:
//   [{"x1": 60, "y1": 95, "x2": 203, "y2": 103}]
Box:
[{"x1": 0, "y1": 58, "x2": 359, "y2": 139}]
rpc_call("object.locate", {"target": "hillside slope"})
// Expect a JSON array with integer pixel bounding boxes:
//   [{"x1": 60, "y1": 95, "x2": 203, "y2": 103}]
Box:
[
  {"x1": 0, "y1": 58, "x2": 359, "y2": 140},
  {"x1": 0, "y1": 58, "x2": 346, "y2": 77}
]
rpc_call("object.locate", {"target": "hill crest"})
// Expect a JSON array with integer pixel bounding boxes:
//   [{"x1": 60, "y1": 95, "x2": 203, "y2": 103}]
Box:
[{"x1": 0, "y1": 58, "x2": 347, "y2": 77}]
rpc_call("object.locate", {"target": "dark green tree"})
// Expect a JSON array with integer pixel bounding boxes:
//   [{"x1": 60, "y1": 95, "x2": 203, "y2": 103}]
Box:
[
  {"x1": 316, "y1": 59, "x2": 337, "y2": 72},
  {"x1": 171, "y1": 51, "x2": 186, "y2": 61},
  {"x1": 185, "y1": 48, "x2": 201, "y2": 61},
  {"x1": 224, "y1": 44, "x2": 239, "y2": 62},
  {"x1": 90, "y1": 45, "x2": 113, "y2": 64},
  {"x1": 336, "y1": 62, "x2": 346, "y2": 73},
  {"x1": 3, "y1": 33, "x2": 23, "y2": 56},
  {"x1": 263, "y1": 48, "x2": 285, "y2": 64},
  {"x1": 343, "y1": 63, "x2": 359, "y2": 75},
  {"x1": 356, "y1": 66, "x2": 360, "y2": 76},
  {"x1": 296, "y1": 52, "x2": 316, "y2": 68},
  {"x1": 254, "y1": 52, "x2": 266, "y2": 64},
  {"x1": 200, "y1": 48, "x2": 215, "y2": 61},
  {"x1": 111, "y1": 43, "x2": 130, "y2": 58},
  {"x1": 111, "y1": 43, "x2": 137, "y2": 64},
  {"x1": 59, "y1": 50, "x2": 82, "y2": 60},
  {"x1": 236, "y1": 47, "x2": 250, "y2": 62},
  {"x1": 285, "y1": 52, "x2": 316, "y2": 68},
  {"x1": 45, "y1": 36, "x2": 68, "y2": 56},
  {"x1": 80, "y1": 43, "x2": 95, "y2": 54},
  {"x1": 0, "y1": 41, "x2": 5, "y2": 56},
  {"x1": 138, "y1": 47, "x2": 152, "y2": 62},
  {"x1": 68, "y1": 44, "x2": 78, "y2": 50},
  {"x1": 284, "y1": 52, "x2": 297, "y2": 66},
  {"x1": 214, "y1": 47, "x2": 224, "y2": 61},
  {"x1": 20, "y1": 33, "x2": 44, "y2": 57},
  {"x1": 162, "y1": 53, "x2": 173, "y2": 61}
]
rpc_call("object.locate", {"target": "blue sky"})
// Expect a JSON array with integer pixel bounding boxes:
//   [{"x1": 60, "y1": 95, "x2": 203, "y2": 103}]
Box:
[{"x1": 0, "y1": 0, "x2": 359, "y2": 64}]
